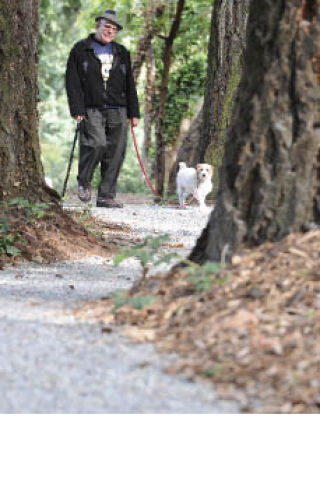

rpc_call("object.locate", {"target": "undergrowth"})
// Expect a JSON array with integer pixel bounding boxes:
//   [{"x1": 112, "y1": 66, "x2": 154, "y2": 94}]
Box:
[
  {"x1": 112, "y1": 234, "x2": 230, "y2": 311},
  {"x1": 0, "y1": 198, "x2": 53, "y2": 257}
]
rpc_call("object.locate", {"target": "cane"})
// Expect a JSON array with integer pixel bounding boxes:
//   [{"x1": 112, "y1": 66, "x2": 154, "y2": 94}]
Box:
[{"x1": 61, "y1": 123, "x2": 80, "y2": 198}]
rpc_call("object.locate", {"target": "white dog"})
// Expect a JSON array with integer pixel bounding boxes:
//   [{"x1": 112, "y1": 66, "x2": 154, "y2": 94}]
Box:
[{"x1": 176, "y1": 162, "x2": 213, "y2": 210}]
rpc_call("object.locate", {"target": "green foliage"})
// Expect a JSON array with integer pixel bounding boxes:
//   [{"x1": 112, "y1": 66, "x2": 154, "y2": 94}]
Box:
[
  {"x1": 111, "y1": 290, "x2": 157, "y2": 313},
  {"x1": 111, "y1": 233, "x2": 182, "y2": 313},
  {"x1": 185, "y1": 261, "x2": 230, "y2": 292},
  {"x1": 162, "y1": 55, "x2": 207, "y2": 145},
  {"x1": 38, "y1": 0, "x2": 213, "y2": 192},
  {"x1": 39, "y1": 0, "x2": 84, "y2": 101},
  {"x1": 202, "y1": 364, "x2": 224, "y2": 379},
  {"x1": 112, "y1": 290, "x2": 129, "y2": 312},
  {"x1": 154, "y1": 0, "x2": 211, "y2": 145},
  {"x1": 114, "y1": 234, "x2": 171, "y2": 268},
  {"x1": 113, "y1": 234, "x2": 178, "y2": 280},
  {"x1": 110, "y1": 231, "x2": 231, "y2": 314},
  {"x1": 4, "y1": 198, "x2": 52, "y2": 219},
  {"x1": 0, "y1": 198, "x2": 53, "y2": 257},
  {"x1": 0, "y1": 234, "x2": 22, "y2": 257},
  {"x1": 112, "y1": 233, "x2": 230, "y2": 295},
  {"x1": 0, "y1": 217, "x2": 22, "y2": 257},
  {"x1": 0, "y1": 217, "x2": 9, "y2": 234},
  {"x1": 78, "y1": 204, "x2": 93, "y2": 221},
  {"x1": 39, "y1": 0, "x2": 86, "y2": 191}
]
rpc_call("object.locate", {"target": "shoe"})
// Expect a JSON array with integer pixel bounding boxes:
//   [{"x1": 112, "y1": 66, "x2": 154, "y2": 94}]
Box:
[
  {"x1": 78, "y1": 185, "x2": 91, "y2": 202},
  {"x1": 96, "y1": 197, "x2": 124, "y2": 208}
]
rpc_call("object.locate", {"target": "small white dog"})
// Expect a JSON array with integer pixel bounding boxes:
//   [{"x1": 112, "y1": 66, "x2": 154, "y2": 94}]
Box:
[{"x1": 176, "y1": 162, "x2": 213, "y2": 210}]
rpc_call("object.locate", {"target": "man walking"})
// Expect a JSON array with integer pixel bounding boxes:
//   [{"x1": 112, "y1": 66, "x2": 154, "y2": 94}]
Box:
[{"x1": 65, "y1": 9, "x2": 140, "y2": 208}]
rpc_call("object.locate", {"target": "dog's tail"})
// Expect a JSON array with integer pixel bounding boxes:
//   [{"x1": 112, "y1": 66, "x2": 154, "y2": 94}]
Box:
[{"x1": 178, "y1": 162, "x2": 187, "y2": 170}]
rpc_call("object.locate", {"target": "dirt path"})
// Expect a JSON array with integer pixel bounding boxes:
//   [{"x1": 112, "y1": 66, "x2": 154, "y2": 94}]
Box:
[{"x1": 0, "y1": 200, "x2": 239, "y2": 413}]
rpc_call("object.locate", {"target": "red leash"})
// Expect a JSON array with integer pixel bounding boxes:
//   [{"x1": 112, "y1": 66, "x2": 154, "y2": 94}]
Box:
[
  {"x1": 130, "y1": 122, "x2": 162, "y2": 199},
  {"x1": 130, "y1": 121, "x2": 196, "y2": 206}
]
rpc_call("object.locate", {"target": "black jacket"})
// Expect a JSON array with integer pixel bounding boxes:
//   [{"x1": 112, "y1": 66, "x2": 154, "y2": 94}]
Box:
[{"x1": 65, "y1": 35, "x2": 140, "y2": 118}]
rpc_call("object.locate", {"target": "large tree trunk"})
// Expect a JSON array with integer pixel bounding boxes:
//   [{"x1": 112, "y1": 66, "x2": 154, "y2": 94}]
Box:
[
  {"x1": 197, "y1": 0, "x2": 249, "y2": 167},
  {"x1": 190, "y1": 0, "x2": 320, "y2": 264},
  {"x1": 0, "y1": 0, "x2": 46, "y2": 202},
  {"x1": 154, "y1": 0, "x2": 186, "y2": 198}
]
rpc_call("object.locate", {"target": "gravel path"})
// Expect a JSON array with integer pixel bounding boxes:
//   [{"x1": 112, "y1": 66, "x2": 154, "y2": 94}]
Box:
[{"x1": 0, "y1": 203, "x2": 239, "y2": 413}]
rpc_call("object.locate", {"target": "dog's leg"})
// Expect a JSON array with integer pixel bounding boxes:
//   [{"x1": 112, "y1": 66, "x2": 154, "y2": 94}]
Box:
[
  {"x1": 177, "y1": 188, "x2": 186, "y2": 208},
  {"x1": 196, "y1": 191, "x2": 207, "y2": 212},
  {"x1": 199, "y1": 196, "x2": 211, "y2": 213},
  {"x1": 198, "y1": 198, "x2": 205, "y2": 209}
]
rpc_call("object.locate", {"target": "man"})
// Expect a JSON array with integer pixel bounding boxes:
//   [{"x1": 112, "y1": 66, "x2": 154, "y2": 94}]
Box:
[{"x1": 65, "y1": 9, "x2": 140, "y2": 208}]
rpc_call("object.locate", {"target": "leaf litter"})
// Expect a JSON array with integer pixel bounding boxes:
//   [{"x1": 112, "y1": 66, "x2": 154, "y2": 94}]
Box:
[{"x1": 77, "y1": 229, "x2": 320, "y2": 413}]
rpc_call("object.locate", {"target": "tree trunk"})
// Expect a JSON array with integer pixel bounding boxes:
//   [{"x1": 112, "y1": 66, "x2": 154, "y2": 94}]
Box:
[
  {"x1": 0, "y1": 0, "x2": 47, "y2": 202},
  {"x1": 142, "y1": 44, "x2": 156, "y2": 168},
  {"x1": 132, "y1": 2, "x2": 165, "y2": 83},
  {"x1": 197, "y1": 0, "x2": 249, "y2": 168},
  {"x1": 190, "y1": 0, "x2": 320, "y2": 264},
  {"x1": 167, "y1": 106, "x2": 203, "y2": 196},
  {"x1": 154, "y1": 0, "x2": 186, "y2": 198}
]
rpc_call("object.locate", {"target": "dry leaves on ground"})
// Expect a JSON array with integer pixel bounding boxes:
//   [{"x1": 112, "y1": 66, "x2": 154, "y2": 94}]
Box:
[{"x1": 78, "y1": 230, "x2": 320, "y2": 413}]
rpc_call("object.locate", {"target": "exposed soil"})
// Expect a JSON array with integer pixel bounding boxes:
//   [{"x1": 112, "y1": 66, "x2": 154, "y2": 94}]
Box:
[{"x1": 0, "y1": 202, "x2": 137, "y2": 268}]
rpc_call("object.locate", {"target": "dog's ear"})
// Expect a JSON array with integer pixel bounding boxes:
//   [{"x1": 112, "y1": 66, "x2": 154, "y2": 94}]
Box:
[
  {"x1": 196, "y1": 164, "x2": 202, "y2": 171},
  {"x1": 209, "y1": 165, "x2": 213, "y2": 176}
]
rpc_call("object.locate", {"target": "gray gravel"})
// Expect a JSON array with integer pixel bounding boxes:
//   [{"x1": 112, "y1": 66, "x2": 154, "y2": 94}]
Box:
[{"x1": 0, "y1": 203, "x2": 239, "y2": 413}]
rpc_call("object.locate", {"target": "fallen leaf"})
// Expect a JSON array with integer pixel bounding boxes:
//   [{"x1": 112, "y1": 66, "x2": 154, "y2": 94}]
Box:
[{"x1": 121, "y1": 327, "x2": 156, "y2": 342}]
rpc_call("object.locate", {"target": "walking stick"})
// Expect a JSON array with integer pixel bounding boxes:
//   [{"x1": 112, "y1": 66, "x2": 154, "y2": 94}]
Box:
[{"x1": 61, "y1": 123, "x2": 80, "y2": 198}]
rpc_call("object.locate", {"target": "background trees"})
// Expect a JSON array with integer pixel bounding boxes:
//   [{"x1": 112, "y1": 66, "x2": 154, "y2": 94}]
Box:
[
  {"x1": 38, "y1": 0, "x2": 85, "y2": 192},
  {"x1": 3, "y1": 0, "x2": 318, "y2": 261},
  {"x1": 196, "y1": 0, "x2": 249, "y2": 169},
  {"x1": 154, "y1": 0, "x2": 186, "y2": 197},
  {"x1": 37, "y1": 0, "x2": 212, "y2": 195},
  {"x1": 167, "y1": 0, "x2": 249, "y2": 195}
]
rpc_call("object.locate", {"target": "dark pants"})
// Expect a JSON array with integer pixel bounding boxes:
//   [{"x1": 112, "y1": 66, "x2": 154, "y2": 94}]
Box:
[{"x1": 78, "y1": 107, "x2": 128, "y2": 199}]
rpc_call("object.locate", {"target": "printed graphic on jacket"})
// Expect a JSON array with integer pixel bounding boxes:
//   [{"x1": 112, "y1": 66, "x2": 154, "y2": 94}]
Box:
[{"x1": 98, "y1": 53, "x2": 114, "y2": 89}]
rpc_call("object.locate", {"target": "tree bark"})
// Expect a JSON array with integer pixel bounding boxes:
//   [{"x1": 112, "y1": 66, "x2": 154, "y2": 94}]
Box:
[
  {"x1": 197, "y1": 0, "x2": 249, "y2": 167},
  {"x1": 154, "y1": 0, "x2": 186, "y2": 198},
  {"x1": 0, "y1": 0, "x2": 47, "y2": 202},
  {"x1": 142, "y1": 44, "x2": 156, "y2": 168},
  {"x1": 132, "y1": 2, "x2": 165, "y2": 83},
  {"x1": 190, "y1": 0, "x2": 320, "y2": 264}
]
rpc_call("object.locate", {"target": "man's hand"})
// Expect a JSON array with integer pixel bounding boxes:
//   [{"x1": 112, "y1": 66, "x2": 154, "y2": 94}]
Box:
[
  {"x1": 131, "y1": 117, "x2": 139, "y2": 128},
  {"x1": 74, "y1": 115, "x2": 84, "y2": 123}
]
